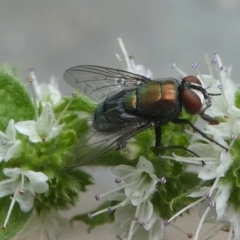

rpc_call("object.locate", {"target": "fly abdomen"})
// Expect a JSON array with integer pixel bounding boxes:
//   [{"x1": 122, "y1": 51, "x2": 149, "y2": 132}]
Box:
[
  {"x1": 93, "y1": 90, "x2": 145, "y2": 132},
  {"x1": 92, "y1": 101, "x2": 124, "y2": 131}
]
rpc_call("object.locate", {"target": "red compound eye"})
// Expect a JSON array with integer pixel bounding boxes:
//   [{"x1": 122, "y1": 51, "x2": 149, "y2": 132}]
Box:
[{"x1": 182, "y1": 76, "x2": 202, "y2": 114}]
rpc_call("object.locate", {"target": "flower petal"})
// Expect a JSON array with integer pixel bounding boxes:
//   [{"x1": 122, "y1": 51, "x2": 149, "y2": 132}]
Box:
[
  {"x1": 136, "y1": 156, "x2": 154, "y2": 174},
  {"x1": 3, "y1": 168, "x2": 23, "y2": 178},
  {"x1": 46, "y1": 124, "x2": 65, "y2": 141},
  {"x1": 205, "y1": 123, "x2": 231, "y2": 139},
  {"x1": 0, "y1": 132, "x2": 9, "y2": 140},
  {"x1": 15, "y1": 121, "x2": 37, "y2": 136},
  {"x1": 18, "y1": 190, "x2": 35, "y2": 212},
  {"x1": 134, "y1": 65, "x2": 152, "y2": 78},
  {"x1": 29, "y1": 134, "x2": 43, "y2": 143},
  {"x1": 189, "y1": 142, "x2": 220, "y2": 158},
  {"x1": 149, "y1": 217, "x2": 165, "y2": 240},
  {"x1": 199, "y1": 75, "x2": 218, "y2": 91},
  {"x1": 137, "y1": 200, "x2": 153, "y2": 224},
  {"x1": 198, "y1": 164, "x2": 218, "y2": 180},
  {"x1": 25, "y1": 171, "x2": 49, "y2": 193},
  {"x1": 5, "y1": 119, "x2": 15, "y2": 141},
  {"x1": 112, "y1": 165, "x2": 135, "y2": 178},
  {"x1": 232, "y1": 119, "x2": 240, "y2": 136},
  {"x1": 216, "y1": 151, "x2": 232, "y2": 177},
  {"x1": 5, "y1": 140, "x2": 22, "y2": 161},
  {"x1": 188, "y1": 187, "x2": 210, "y2": 198},
  {"x1": 37, "y1": 104, "x2": 56, "y2": 135},
  {"x1": 227, "y1": 105, "x2": 240, "y2": 120},
  {"x1": 0, "y1": 178, "x2": 16, "y2": 197},
  {"x1": 216, "y1": 184, "x2": 231, "y2": 220}
]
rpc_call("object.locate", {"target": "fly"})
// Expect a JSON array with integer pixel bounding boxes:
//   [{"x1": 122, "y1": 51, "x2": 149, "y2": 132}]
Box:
[{"x1": 63, "y1": 65, "x2": 227, "y2": 166}]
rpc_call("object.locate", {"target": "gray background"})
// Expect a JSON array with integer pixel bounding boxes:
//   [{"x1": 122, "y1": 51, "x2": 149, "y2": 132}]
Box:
[
  {"x1": 3, "y1": 0, "x2": 239, "y2": 239},
  {"x1": 1, "y1": 0, "x2": 240, "y2": 89}
]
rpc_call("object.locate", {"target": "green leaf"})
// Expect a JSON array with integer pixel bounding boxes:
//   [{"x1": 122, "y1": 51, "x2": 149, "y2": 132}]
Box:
[
  {"x1": 35, "y1": 168, "x2": 93, "y2": 212},
  {"x1": 0, "y1": 65, "x2": 18, "y2": 77},
  {"x1": 0, "y1": 71, "x2": 35, "y2": 130},
  {"x1": 151, "y1": 171, "x2": 200, "y2": 219},
  {"x1": 223, "y1": 138, "x2": 240, "y2": 210},
  {"x1": 0, "y1": 197, "x2": 31, "y2": 240}
]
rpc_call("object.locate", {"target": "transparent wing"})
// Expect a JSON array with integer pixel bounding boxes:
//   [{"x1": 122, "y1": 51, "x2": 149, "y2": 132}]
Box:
[
  {"x1": 63, "y1": 65, "x2": 151, "y2": 102},
  {"x1": 70, "y1": 122, "x2": 152, "y2": 167}
]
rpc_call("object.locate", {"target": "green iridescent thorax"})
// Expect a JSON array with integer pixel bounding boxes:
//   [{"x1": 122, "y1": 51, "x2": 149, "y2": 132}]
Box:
[{"x1": 123, "y1": 81, "x2": 178, "y2": 113}]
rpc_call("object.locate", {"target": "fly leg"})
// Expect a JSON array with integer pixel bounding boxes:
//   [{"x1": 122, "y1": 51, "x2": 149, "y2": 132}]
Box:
[
  {"x1": 154, "y1": 126, "x2": 200, "y2": 158},
  {"x1": 154, "y1": 126, "x2": 162, "y2": 148},
  {"x1": 172, "y1": 118, "x2": 228, "y2": 152},
  {"x1": 199, "y1": 112, "x2": 219, "y2": 125}
]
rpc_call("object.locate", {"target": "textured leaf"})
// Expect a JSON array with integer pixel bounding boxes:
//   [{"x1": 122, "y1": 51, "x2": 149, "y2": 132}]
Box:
[
  {"x1": 0, "y1": 72, "x2": 34, "y2": 131},
  {"x1": 0, "y1": 197, "x2": 31, "y2": 240}
]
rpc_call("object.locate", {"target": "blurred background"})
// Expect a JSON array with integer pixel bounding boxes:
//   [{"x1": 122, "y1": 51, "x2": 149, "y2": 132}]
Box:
[
  {"x1": 1, "y1": 0, "x2": 240, "y2": 89},
  {"x1": 1, "y1": 0, "x2": 239, "y2": 239}
]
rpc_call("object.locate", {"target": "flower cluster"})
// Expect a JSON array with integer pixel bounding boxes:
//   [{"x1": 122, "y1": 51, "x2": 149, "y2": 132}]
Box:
[
  {"x1": 0, "y1": 67, "x2": 93, "y2": 239},
  {"x1": 0, "y1": 97, "x2": 65, "y2": 228},
  {"x1": 1, "y1": 39, "x2": 240, "y2": 240},
  {"x1": 74, "y1": 41, "x2": 240, "y2": 240},
  {"x1": 73, "y1": 39, "x2": 198, "y2": 240},
  {"x1": 1, "y1": 168, "x2": 49, "y2": 229},
  {"x1": 163, "y1": 53, "x2": 240, "y2": 239},
  {"x1": 89, "y1": 157, "x2": 167, "y2": 240}
]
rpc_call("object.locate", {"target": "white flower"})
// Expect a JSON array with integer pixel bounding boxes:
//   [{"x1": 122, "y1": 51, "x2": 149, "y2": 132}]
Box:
[
  {"x1": 167, "y1": 53, "x2": 240, "y2": 239},
  {"x1": 173, "y1": 54, "x2": 236, "y2": 119},
  {"x1": 111, "y1": 204, "x2": 166, "y2": 240},
  {"x1": 205, "y1": 105, "x2": 240, "y2": 139},
  {"x1": 162, "y1": 134, "x2": 235, "y2": 238},
  {"x1": 89, "y1": 157, "x2": 163, "y2": 240},
  {"x1": 225, "y1": 207, "x2": 240, "y2": 240},
  {"x1": 111, "y1": 156, "x2": 159, "y2": 206},
  {"x1": 91, "y1": 157, "x2": 159, "y2": 209},
  {"x1": 188, "y1": 135, "x2": 231, "y2": 182},
  {"x1": 184, "y1": 183, "x2": 233, "y2": 240},
  {"x1": 161, "y1": 117, "x2": 236, "y2": 239},
  {"x1": 164, "y1": 186, "x2": 226, "y2": 240},
  {"x1": 15, "y1": 104, "x2": 64, "y2": 142},
  {"x1": 162, "y1": 132, "x2": 232, "y2": 182},
  {"x1": 29, "y1": 69, "x2": 62, "y2": 106},
  {"x1": 198, "y1": 54, "x2": 238, "y2": 139},
  {"x1": 199, "y1": 54, "x2": 236, "y2": 118},
  {"x1": 190, "y1": 184, "x2": 240, "y2": 240},
  {"x1": 0, "y1": 119, "x2": 22, "y2": 162},
  {"x1": 117, "y1": 38, "x2": 152, "y2": 78},
  {"x1": 0, "y1": 168, "x2": 49, "y2": 228},
  {"x1": 172, "y1": 53, "x2": 239, "y2": 140}
]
